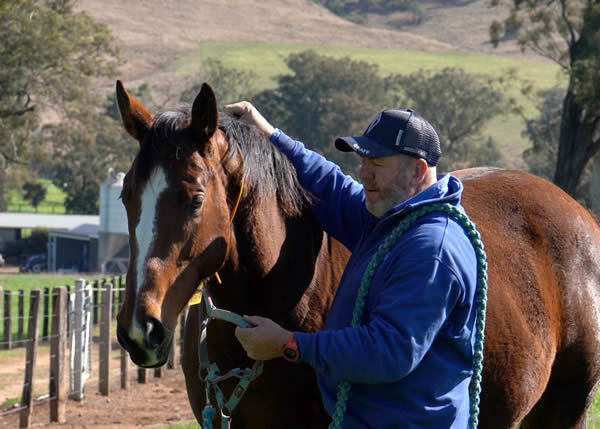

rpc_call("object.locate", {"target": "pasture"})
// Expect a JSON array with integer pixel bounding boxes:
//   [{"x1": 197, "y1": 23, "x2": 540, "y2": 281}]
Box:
[
  {"x1": 175, "y1": 40, "x2": 566, "y2": 168},
  {"x1": 0, "y1": 274, "x2": 106, "y2": 343},
  {"x1": 7, "y1": 179, "x2": 67, "y2": 214}
]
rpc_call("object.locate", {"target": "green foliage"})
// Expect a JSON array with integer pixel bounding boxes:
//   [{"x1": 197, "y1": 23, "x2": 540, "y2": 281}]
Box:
[
  {"x1": 8, "y1": 179, "x2": 66, "y2": 213},
  {"x1": 0, "y1": 0, "x2": 119, "y2": 157},
  {"x1": 490, "y1": 0, "x2": 600, "y2": 196},
  {"x1": 180, "y1": 58, "x2": 259, "y2": 106},
  {"x1": 522, "y1": 87, "x2": 564, "y2": 181},
  {"x1": 380, "y1": 67, "x2": 508, "y2": 171},
  {"x1": 312, "y1": 0, "x2": 425, "y2": 24},
  {"x1": 253, "y1": 50, "x2": 396, "y2": 171},
  {"x1": 43, "y1": 95, "x2": 137, "y2": 214},
  {"x1": 0, "y1": 0, "x2": 120, "y2": 211},
  {"x1": 251, "y1": 52, "x2": 507, "y2": 174},
  {"x1": 22, "y1": 182, "x2": 47, "y2": 210},
  {"x1": 3, "y1": 228, "x2": 49, "y2": 259}
]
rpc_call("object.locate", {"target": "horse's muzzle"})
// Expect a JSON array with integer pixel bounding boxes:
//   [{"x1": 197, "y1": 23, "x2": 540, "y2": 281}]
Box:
[{"x1": 117, "y1": 317, "x2": 170, "y2": 368}]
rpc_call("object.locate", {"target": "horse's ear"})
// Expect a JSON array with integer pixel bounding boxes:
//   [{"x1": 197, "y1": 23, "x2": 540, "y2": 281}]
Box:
[
  {"x1": 116, "y1": 80, "x2": 153, "y2": 142},
  {"x1": 191, "y1": 83, "x2": 218, "y2": 143}
]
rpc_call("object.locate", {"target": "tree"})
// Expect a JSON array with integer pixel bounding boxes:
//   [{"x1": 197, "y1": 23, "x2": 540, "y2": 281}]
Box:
[
  {"x1": 522, "y1": 87, "x2": 565, "y2": 181},
  {"x1": 22, "y1": 182, "x2": 47, "y2": 211},
  {"x1": 180, "y1": 58, "x2": 260, "y2": 106},
  {"x1": 0, "y1": 0, "x2": 119, "y2": 207},
  {"x1": 312, "y1": 0, "x2": 426, "y2": 24},
  {"x1": 252, "y1": 52, "x2": 507, "y2": 174},
  {"x1": 43, "y1": 96, "x2": 137, "y2": 214},
  {"x1": 253, "y1": 50, "x2": 394, "y2": 170},
  {"x1": 385, "y1": 67, "x2": 507, "y2": 171},
  {"x1": 490, "y1": 0, "x2": 600, "y2": 196}
]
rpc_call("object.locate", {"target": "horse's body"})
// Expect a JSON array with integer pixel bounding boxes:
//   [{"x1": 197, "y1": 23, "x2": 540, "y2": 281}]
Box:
[{"x1": 115, "y1": 81, "x2": 600, "y2": 428}]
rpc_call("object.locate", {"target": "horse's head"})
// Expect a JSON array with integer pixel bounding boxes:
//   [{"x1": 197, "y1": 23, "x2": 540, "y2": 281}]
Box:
[{"x1": 115, "y1": 81, "x2": 242, "y2": 367}]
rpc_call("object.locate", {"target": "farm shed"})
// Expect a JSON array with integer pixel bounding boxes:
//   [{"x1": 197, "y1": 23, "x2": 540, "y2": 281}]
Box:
[
  {"x1": 0, "y1": 213, "x2": 99, "y2": 263},
  {"x1": 48, "y1": 223, "x2": 99, "y2": 273}
]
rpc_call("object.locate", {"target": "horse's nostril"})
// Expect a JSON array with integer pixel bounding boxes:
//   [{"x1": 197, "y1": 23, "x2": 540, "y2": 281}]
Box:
[{"x1": 143, "y1": 316, "x2": 165, "y2": 349}]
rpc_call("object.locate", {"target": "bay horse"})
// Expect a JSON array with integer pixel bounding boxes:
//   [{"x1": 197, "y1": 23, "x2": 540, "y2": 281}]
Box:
[{"x1": 115, "y1": 80, "x2": 600, "y2": 429}]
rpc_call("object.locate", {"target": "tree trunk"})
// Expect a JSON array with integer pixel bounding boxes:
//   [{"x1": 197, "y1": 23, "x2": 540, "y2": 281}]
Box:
[{"x1": 552, "y1": 89, "x2": 600, "y2": 196}]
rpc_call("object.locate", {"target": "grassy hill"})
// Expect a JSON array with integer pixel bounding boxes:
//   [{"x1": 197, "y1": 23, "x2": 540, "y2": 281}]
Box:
[{"x1": 74, "y1": 0, "x2": 564, "y2": 168}]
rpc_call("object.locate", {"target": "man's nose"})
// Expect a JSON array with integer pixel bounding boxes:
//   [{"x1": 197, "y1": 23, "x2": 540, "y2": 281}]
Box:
[{"x1": 359, "y1": 160, "x2": 372, "y2": 180}]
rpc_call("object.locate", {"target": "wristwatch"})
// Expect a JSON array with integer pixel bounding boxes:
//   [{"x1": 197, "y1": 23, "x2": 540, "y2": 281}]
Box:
[{"x1": 281, "y1": 332, "x2": 300, "y2": 362}]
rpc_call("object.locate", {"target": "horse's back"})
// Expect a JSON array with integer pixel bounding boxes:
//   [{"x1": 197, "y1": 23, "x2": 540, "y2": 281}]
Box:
[{"x1": 454, "y1": 167, "x2": 600, "y2": 428}]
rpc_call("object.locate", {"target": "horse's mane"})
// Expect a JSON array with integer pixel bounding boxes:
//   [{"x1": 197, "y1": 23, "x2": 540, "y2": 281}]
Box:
[{"x1": 146, "y1": 108, "x2": 311, "y2": 217}]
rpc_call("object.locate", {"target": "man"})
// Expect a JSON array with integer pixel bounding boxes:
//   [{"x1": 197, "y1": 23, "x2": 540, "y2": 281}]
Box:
[{"x1": 224, "y1": 102, "x2": 478, "y2": 429}]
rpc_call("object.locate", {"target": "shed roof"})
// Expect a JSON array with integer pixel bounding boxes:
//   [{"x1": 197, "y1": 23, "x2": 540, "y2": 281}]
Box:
[{"x1": 0, "y1": 212, "x2": 99, "y2": 231}]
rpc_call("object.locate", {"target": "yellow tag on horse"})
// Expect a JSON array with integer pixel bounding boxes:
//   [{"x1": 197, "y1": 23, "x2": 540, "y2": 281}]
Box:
[{"x1": 188, "y1": 284, "x2": 204, "y2": 306}]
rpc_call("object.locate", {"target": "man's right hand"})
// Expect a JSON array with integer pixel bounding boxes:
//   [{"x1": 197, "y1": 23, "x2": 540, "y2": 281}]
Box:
[{"x1": 223, "y1": 101, "x2": 275, "y2": 137}]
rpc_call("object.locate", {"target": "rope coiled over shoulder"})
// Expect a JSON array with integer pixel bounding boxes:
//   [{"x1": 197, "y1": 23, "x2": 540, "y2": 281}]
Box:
[{"x1": 329, "y1": 203, "x2": 489, "y2": 429}]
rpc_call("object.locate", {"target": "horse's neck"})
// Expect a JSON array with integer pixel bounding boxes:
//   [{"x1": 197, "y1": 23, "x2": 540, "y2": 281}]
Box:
[{"x1": 216, "y1": 199, "x2": 330, "y2": 329}]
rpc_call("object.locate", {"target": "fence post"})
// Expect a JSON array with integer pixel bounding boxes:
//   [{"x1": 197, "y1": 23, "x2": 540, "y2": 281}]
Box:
[
  {"x1": 92, "y1": 280, "x2": 99, "y2": 325},
  {"x1": 3, "y1": 290, "x2": 12, "y2": 350},
  {"x1": 19, "y1": 289, "x2": 41, "y2": 428},
  {"x1": 99, "y1": 282, "x2": 112, "y2": 396},
  {"x1": 120, "y1": 346, "x2": 129, "y2": 390},
  {"x1": 118, "y1": 276, "x2": 124, "y2": 314},
  {"x1": 42, "y1": 287, "x2": 50, "y2": 341},
  {"x1": 50, "y1": 287, "x2": 67, "y2": 423},
  {"x1": 137, "y1": 367, "x2": 147, "y2": 384},
  {"x1": 65, "y1": 284, "x2": 71, "y2": 338},
  {"x1": 111, "y1": 276, "x2": 117, "y2": 320},
  {"x1": 18, "y1": 290, "x2": 24, "y2": 342},
  {"x1": 70, "y1": 279, "x2": 91, "y2": 401}
]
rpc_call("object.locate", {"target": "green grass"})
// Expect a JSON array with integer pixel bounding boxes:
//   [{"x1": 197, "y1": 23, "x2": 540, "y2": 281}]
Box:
[
  {"x1": 0, "y1": 274, "x2": 121, "y2": 346},
  {"x1": 156, "y1": 422, "x2": 200, "y2": 429},
  {"x1": 177, "y1": 40, "x2": 565, "y2": 90},
  {"x1": 8, "y1": 179, "x2": 67, "y2": 213},
  {"x1": 0, "y1": 396, "x2": 20, "y2": 409},
  {"x1": 173, "y1": 40, "x2": 566, "y2": 167}
]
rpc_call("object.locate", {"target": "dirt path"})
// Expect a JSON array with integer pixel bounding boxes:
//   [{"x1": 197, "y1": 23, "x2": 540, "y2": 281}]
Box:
[{"x1": 0, "y1": 344, "x2": 196, "y2": 428}]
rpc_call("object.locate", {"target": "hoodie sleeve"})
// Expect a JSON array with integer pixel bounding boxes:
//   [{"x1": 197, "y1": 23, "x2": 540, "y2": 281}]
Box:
[
  {"x1": 271, "y1": 130, "x2": 374, "y2": 249},
  {"x1": 294, "y1": 254, "x2": 465, "y2": 384}
]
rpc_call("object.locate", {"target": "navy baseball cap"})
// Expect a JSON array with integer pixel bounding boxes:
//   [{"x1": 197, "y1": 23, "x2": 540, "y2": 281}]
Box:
[{"x1": 335, "y1": 109, "x2": 442, "y2": 166}]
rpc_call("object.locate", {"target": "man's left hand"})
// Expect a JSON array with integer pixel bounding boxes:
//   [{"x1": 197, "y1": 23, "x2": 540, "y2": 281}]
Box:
[{"x1": 235, "y1": 316, "x2": 291, "y2": 360}]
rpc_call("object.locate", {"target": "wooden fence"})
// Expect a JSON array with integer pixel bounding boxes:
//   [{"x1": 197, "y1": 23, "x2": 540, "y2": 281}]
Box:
[{"x1": 0, "y1": 277, "x2": 187, "y2": 428}]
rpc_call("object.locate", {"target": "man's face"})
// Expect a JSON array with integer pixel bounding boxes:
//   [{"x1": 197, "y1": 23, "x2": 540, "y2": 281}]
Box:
[{"x1": 359, "y1": 154, "x2": 420, "y2": 217}]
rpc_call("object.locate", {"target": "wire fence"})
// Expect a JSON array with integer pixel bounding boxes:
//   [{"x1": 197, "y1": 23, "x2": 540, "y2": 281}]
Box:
[{"x1": 0, "y1": 277, "x2": 187, "y2": 428}]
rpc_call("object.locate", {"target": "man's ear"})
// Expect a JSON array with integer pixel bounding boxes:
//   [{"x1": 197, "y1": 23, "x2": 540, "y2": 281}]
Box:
[
  {"x1": 116, "y1": 80, "x2": 153, "y2": 143},
  {"x1": 415, "y1": 158, "x2": 429, "y2": 182}
]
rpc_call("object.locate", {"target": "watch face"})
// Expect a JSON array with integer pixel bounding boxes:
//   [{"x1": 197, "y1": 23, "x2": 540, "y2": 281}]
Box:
[{"x1": 283, "y1": 348, "x2": 298, "y2": 360}]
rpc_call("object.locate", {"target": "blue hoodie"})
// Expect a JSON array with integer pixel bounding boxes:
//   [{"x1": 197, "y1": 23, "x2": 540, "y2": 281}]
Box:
[{"x1": 271, "y1": 130, "x2": 478, "y2": 429}]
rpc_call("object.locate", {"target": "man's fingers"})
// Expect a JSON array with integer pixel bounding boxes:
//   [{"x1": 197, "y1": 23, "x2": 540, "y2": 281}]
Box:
[
  {"x1": 242, "y1": 315, "x2": 266, "y2": 326},
  {"x1": 223, "y1": 101, "x2": 252, "y2": 118}
]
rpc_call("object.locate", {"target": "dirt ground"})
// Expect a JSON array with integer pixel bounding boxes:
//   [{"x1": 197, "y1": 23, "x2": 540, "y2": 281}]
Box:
[
  {"x1": 0, "y1": 341, "x2": 197, "y2": 428},
  {"x1": 0, "y1": 366, "x2": 196, "y2": 429}
]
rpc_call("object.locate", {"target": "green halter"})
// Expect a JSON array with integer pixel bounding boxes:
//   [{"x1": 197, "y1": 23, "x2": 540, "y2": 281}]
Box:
[{"x1": 329, "y1": 203, "x2": 488, "y2": 429}]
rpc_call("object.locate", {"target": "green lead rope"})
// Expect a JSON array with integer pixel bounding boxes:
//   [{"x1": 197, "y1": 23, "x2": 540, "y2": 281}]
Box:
[{"x1": 329, "y1": 203, "x2": 489, "y2": 429}]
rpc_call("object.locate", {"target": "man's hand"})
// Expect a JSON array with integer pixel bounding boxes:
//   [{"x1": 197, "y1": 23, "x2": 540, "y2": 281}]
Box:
[
  {"x1": 223, "y1": 101, "x2": 275, "y2": 137},
  {"x1": 235, "y1": 315, "x2": 291, "y2": 360}
]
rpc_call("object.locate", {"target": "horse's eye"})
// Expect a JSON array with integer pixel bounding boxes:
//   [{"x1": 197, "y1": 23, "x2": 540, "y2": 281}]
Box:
[{"x1": 190, "y1": 194, "x2": 204, "y2": 211}]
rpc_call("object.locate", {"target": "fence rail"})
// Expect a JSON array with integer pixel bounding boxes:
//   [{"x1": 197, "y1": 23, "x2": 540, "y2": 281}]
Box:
[{"x1": 0, "y1": 276, "x2": 187, "y2": 428}]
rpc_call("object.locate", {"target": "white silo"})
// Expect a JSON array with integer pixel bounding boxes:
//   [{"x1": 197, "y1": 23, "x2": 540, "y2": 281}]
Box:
[{"x1": 98, "y1": 169, "x2": 129, "y2": 273}]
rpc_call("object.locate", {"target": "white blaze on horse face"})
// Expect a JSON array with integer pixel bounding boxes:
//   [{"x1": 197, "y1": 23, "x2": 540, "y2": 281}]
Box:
[{"x1": 135, "y1": 167, "x2": 168, "y2": 299}]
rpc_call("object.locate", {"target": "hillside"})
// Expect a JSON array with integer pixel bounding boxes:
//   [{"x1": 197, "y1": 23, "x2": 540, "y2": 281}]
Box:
[{"x1": 75, "y1": 0, "x2": 534, "y2": 87}]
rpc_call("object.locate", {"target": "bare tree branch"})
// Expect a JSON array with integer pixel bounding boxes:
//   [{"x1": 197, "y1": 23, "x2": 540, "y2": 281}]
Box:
[{"x1": 559, "y1": 0, "x2": 578, "y2": 47}]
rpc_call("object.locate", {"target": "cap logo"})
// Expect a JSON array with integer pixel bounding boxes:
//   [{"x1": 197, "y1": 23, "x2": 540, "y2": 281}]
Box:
[
  {"x1": 395, "y1": 129, "x2": 404, "y2": 146},
  {"x1": 365, "y1": 113, "x2": 382, "y2": 135}
]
